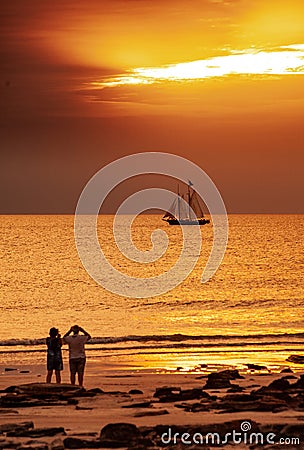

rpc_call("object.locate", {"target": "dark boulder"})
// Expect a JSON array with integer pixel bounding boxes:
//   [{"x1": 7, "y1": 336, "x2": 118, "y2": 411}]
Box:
[
  {"x1": 0, "y1": 440, "x2": 21, "y2": 449},
  {"x1": 254, "y1": 377, "x2": 291, "y2": 397},
  {"x1": 67, "y1": 399, "x2": 78, "y2": 405},
  {"x1": 227, "y1": 385, "x2": 244, "y2": 393},
  {"x1": 246, "y1": 363, "x2": 268, "y2": 371},
  {"x1": 203, "y1": 369, "x2": 244, "y2": 390},
  {"x1": 0, "y1": 409, "x2": 19, "y2": 415},
  {"x1": 286, "y1": 355, "x2": 304, "y2": 364},
  {"x1": 3, "y1": 386, "x2": 18, "y2": 393},
  {"x1": 280, "y1": 367, "x2": 293, "y2": 373},
  {"x1": 20, "y1": 440, "x2": 48, "y2": 450},
  {"x1": 7, "y1": 428, "x2": 65, "y2": 438},
  {"x1": 75, "y1": 406, "x2": 93, "y2": 411},
  {"x1": 267, "y1": 378, "x2": 290, "y2": 391},
  {"x1": 217, "y1": 395, "x2": 288, "y2": 413},
  {"x1": 50, "y1": 439, "x2": 64, "y2": 450},
  {"x1": 280, "y1": 423, "x2": 303, "y2": 437},
  {"x1": 0, "y1": 422, "x2": 34, "y2": 434},
  {"x1": 222, "y1": 393, "x2": 258, "y2": 402},
  {"x1": 0, "y1": 383, "x2": 84, "y2": 409},
  {"x1": 122, "y1": 401, "x2": 152, "y2": 409},
  {"x1": 291, "y1": 374, "x2": 304, "y2": 389},
  {"x1": 64, "y1": 437, "x2": 102, "y2": 449},
  {"x1": 5, "y1": 384, "x2": 82, "y2": 396},
  {"x1": 153, "y1": 387, "x2": 180, "y2": 398},
  {"x1": 174, "y1": 402, "x2": 209, "y2": 412},
  {"x1": 154, "y1": 387, "x2": 210, "y2": 402},
  {"x1": 128, "y1": 390, "x2": 143, "y2": 395},
  {"x1": 133, "y1": 410, "x2": 169, "y2": 417},
  {"x1": 0, "y1": 395, "x2": 69, "y2": 408},
  {"x1": 204, "y1": 373, "x2": 232, "y2": 389},
  {"x1": 87, "y1": 388, "x2": 104, "y2": 395},
  {"x1": 99, "y1": 423, "x2": 141, "y2": 448},
  {"x1": 217, "y1": 369, "x2": 244, "y2": 380}
]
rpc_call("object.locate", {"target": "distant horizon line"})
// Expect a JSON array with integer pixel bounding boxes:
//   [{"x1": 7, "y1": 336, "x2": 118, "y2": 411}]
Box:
[{"x1": 0, "y1": 213, "x2": 303, "y2": 216}]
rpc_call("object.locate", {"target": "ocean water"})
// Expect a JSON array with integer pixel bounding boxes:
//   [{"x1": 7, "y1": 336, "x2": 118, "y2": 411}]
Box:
[{"x1": 0, "y1": 215, "x2": 303, "y2": 372}]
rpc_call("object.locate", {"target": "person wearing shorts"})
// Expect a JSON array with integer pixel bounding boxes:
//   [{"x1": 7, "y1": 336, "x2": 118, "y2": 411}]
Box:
[
  {"x1": 63, "y1": 325, "x2": 91, "y2": 387},
  {"x1": 46, "y1": 327, "x2": 63, "y2": 384}
]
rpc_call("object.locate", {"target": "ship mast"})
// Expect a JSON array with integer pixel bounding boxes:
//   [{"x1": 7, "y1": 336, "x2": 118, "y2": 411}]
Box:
[
  {"x1": 177, "y1": 184, "x2": 181, "y2": 220},
  {"x1": 187, "y1": 182, "x2": 191, "y2": 219}
]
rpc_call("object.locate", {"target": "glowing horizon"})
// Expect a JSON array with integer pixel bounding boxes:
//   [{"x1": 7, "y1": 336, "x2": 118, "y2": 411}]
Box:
[{"x1": 92, "y1": 44, "x2": 304, "y2": 88}]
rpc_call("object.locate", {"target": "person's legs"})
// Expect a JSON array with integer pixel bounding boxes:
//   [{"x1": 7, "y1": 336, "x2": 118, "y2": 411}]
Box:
[
  {"x1": 46, "y1": 370, "x2": 53, "y2": 383},
  {"x1": 70, "y1": 372, "x2": 76, "y2": 385},
  {"x1": 78, "y1": 371, "x2": 84, "y2": 387},
  {"x1": 77, "y1": 358, "x2": 86, "y2": 387},
  {"x1": 69, "y1": 359, "x2": 77, "y2": 385},
  {"x1": 55, "y1": 370, "x2": 61, "y2": 384}
]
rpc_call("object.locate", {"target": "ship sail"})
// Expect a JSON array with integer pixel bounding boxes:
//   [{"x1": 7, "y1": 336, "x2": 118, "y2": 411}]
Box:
[
  {"x1": 162, "y1": 183, "x2": 210, "y2": 226},
  {"x1": 189, "y1": 191, "x2": 204, "y2": 219},
  {"x1": 162, "y1": 198, "x2": 177, "y2": 220}
]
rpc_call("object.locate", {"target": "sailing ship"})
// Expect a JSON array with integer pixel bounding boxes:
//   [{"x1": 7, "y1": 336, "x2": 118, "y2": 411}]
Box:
[{"x1": 162, "y1": 182, "x2": 210, "y2": 226}]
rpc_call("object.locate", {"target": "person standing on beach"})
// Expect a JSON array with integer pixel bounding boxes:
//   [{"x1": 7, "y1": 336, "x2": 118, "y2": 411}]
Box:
[
  {"x1": 46, "y1": 327, "x2": 63, "y2": 384},
  {"x1": 63, "y1": 325, "x2": 91, "y2": 387}
]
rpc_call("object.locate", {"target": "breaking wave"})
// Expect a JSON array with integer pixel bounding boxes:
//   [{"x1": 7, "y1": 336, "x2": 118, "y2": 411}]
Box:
[{"x1": 0, "y1": 332, "x2": 303, "y2": 349}]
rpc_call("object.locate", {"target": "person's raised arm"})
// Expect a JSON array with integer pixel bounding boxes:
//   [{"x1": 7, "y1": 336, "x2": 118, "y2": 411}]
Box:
[
  {"x1": 63, "y1": 327, "x2": 73, "y2": 338},
  {"x1": 79, "y1": 326, "x2": 91, "y2": 340}
]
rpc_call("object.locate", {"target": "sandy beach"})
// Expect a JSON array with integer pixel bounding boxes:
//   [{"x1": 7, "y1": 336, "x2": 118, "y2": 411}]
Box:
[{"x1": 1, "y1": 361, "x2": 303, "y2": 449}]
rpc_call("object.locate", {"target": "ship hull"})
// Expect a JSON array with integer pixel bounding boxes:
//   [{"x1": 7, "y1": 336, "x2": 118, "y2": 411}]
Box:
[{"x1": 165, "y1": 218, "x2": 210, "y2": 226}]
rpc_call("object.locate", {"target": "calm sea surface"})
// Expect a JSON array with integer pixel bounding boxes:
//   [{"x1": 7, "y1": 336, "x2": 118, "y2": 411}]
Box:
[{"x1": 0, "y1": 215, "x2": 303, "y2": 372}]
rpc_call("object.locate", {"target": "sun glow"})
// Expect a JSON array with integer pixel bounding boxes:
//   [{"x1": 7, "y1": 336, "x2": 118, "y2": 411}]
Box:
[{"x1": 93, "y1": 45, "x2": 304, "y2": 88}]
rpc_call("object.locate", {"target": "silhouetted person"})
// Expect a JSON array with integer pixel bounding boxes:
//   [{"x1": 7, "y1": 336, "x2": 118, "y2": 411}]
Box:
[
  {"x1": 63, "y1": 325, "x2": 91, "y2": 387},
  {"x1": 46, "y1": 327, "x2": 63, "y2": 384}
]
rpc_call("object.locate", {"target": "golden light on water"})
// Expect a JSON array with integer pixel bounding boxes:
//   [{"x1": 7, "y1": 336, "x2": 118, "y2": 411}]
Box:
[{"x1": 92, "y1": 44, "x2": 304, "y2": 87}]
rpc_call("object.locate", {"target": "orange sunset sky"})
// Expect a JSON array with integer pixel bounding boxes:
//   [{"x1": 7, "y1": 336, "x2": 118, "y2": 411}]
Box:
[{"x1": 0, "y1": 0, "x2": 303, "y2": 213}]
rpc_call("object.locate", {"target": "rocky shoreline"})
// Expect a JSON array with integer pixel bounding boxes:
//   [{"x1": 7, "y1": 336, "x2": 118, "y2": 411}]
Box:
[
  {"x1": 0, "y1": 368, "x2": 304, "y2": 449},
  {"x1": 1, "y1": 419, "x2": 303, "y2": 449}
]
